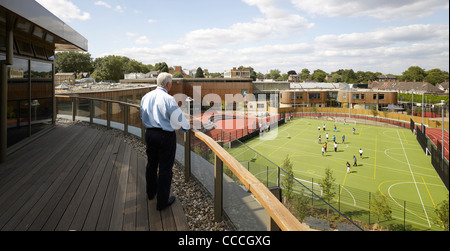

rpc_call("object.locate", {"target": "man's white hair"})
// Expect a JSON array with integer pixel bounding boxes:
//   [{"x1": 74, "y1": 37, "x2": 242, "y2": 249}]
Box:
[{"x1": 157, "y1": 72, "x2": 172, "y2": 88}]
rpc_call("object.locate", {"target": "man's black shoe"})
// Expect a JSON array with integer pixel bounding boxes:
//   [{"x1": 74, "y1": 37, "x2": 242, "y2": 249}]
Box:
[{"x1": 157, "y1": 196, "x2": 175, "y2": 211}]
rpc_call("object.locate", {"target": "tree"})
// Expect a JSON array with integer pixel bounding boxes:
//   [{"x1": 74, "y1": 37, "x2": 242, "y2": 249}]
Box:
[
  {"x1": 91, "y1": 55, "x2": 124, "y2": 82},
  {"x1": 434, "y1": 199, "x2": 449, "y2": 230},
  {"x1": 209, "y1": 72, "x2": 222, "y2": 78},
  {"x1": 342, "y1": 69, "x2": 357, "y2": 83},
  {"x1": 55, "y1": 52, "x2": 94, "y2": 73},
  {"x1": 172, "y1": 72, "x2": 184, "y2": 78},
  {"x1": 123, "y1": 59, "x2": 150, "y2": 74},
  {"x1": 90, "y1": 55, "x2": 151, "y2": 82},
  {"x1": 195, "y1": 67, "x2": 205, "y2": 78},
  {"x1": 319, "y1": 168, "x2": 336, "y2": 217},
  {"x1": 331, "y1": 73, "x2": 342, "y2": 83},
  {"x1": 370, "y1": 191, "x2": 392, "y2": 228},
  {"x1": 300, "y1": 68, "x2": 310, "y2": 81},
  {"x1": 281, "y1": 155, "x2": 294, "y2": 202},
  {"x1": 402, "y1": 66, "x2": 426, "y2": 82},
  {"x1": 266, "y1": 69, "x2": 281, "y2": 80},
  {"x1": 155, "y1": 62, "x2": 169, "y2": 73},
  {"x1": 278, "y1": 73, "x2": 289, "y2": 81},
  {"x1": 371, "y1": 105, "x2": 378, "y2": 117},
  {"x1": 248, "y1": 66, "x2": 257, "y2": 81},
  {"x1": 356, "y1": 71, "x2": 366, "y2": 83},
  {"x1": 256, "y1": 72, "x2": 265, "y2": 80},
  {"x1": 425, "y1": 69, "x2": 449, "y2": 85},
  {"x1": 364, "y1": 71, "x2": 378, "y2": 83},
  {"x1": 311, "y1": 69, "x2": 327, "y2": 82},
  {"x1": 294, "y1": 189, "x2": 310, "y2": 223}
]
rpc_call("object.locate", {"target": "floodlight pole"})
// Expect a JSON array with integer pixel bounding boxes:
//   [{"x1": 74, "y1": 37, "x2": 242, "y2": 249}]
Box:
[
  {"x1": 411, "y1": 90, "x2": 414, "y2": 121},
  {"x1": 442, "y1": 100, "x2": 445, "y2": 163},
  {"x1": 348, "y1": 85, "x2": 351, "y2": 119},
  {"x1": 422, "y1": 93, "x2": 424, "y2": 128},
  {"x1": 184, "y1": 97, "x2": 194, "y2": 182}
]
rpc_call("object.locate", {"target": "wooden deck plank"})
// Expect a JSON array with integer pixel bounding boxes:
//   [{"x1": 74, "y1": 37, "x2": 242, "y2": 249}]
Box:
[
  {"x1": 81, "y1": 136, "x2": 122, "y2": 231},
  {"x1": 53, "y1": 133, "x2": 112, "y2": 231},
  {"x1": 135, "y1": 155, "x2": 149, "y2": 231},
  {"x1": 123, "y1": 149, "x2": 138, "y2": 231},
  {"x1": 0, "y1": 126, "x2": 90, "y2": 230},
  {"x1": 96, "y1": 140, "x2": 126, "y2": 231},
  {"x1": 0, "y1": 124, "x2": 189, "y2": 231},
  {"x1": 148, "y1": 199, "x2": 163, "y2": 231},
  {"x1": 69, "y1": 135, "x2": 115, "y2": 231},
  {"x1": 17, "y1": 128, "x2": 101, "y2": 231},
  {"x1": 16, "y1": 131, "x2": 107, "y2": 231},
  {"x1": 0, "y1": 126, "x2": 83, "y2": 210},
  {"x1": 109, "y1": 143, "x2": 132, "y2": 230},
  {"x1": 5, "y1": 124, "x2": 55, "y2": 157},
  {"x1": 1, "y1": 125, "x2": 58, "y2": 177},
  {"x1": 161, "y1": 205, "x2": 177, "y2": 231},
  {"x1": 171, "y1": 199, "x2": 190, "y2": 231},
  {"x1": 40, "y1": 130, "x2": 104, "y2": 231}
]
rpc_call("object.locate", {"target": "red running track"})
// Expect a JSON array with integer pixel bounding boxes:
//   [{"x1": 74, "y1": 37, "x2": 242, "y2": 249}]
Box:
[{"x1": 426, "y1": 127, "x2": 449, "y2": 161}]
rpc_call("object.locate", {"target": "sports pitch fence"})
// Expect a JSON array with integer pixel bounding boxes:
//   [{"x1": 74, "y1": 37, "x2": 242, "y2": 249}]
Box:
[
  {"x1": 413, "y1": 120, "x2": 449, "y2": 190},
  {"x1": 198, "y1": 110, "x2": 448, "y2": 230}
]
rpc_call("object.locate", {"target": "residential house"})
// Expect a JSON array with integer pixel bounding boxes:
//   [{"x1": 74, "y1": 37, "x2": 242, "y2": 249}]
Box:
[{"x1": 224, "y1": 67, "x2": 251, "y2": 78}]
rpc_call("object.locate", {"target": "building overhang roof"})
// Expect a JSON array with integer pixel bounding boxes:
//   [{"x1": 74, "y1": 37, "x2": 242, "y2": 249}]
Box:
[{"x1": 0, "y1": 0, "x2": 88, "y2": 51}]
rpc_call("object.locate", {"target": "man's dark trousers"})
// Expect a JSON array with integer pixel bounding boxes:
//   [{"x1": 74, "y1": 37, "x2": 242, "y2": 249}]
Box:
[{"x1": 145, "y1": 128, "x2": 176, "y2": 209}]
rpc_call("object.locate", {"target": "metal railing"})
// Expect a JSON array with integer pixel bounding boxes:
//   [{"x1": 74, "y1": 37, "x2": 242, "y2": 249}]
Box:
[{"x1": 56, "y1": 95, "x2": 145, "y2": 139}]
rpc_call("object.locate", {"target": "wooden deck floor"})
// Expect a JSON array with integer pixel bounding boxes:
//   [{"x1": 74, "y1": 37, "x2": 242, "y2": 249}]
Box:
[{"x1": 0, "y1": 124, "x2": 189, "y2": 231}]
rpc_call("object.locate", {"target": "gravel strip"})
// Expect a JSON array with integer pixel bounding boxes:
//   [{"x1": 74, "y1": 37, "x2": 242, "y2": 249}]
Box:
[{"x1": 56, "y1": 118, "x2": 233, "y2": 231}]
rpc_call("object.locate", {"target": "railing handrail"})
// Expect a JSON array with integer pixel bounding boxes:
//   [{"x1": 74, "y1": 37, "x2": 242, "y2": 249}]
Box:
[
  {"x1": 56, "y1": 94, "x2": 141, "y2": 109},
  {"x1": 193, "y1": 130, "x2": 306, "y2": 231}
]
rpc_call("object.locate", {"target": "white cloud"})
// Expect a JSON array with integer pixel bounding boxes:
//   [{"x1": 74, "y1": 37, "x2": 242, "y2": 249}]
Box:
[
  {"x1": 94, "y1": 1, "x2": 125, "y2": 13},
  {"x1": 291, "y1": 0, "x2": 449, "y2": 21},
  {"x1": 110, "y1": 44, "x2": 188, "y2": 61},
  {"x1": 237, "y1": 43, "x2": 313, "y2": 56},
  {"x1": 107, "y1": 38, "x2": 449, "y2": 75},
  {"x1": 135, "y1": 36, "x2": 151, "y2": 45},
  {"x1": 181, "y1": 22, "x2": 273, "y2": 48},
  {"x1": 180, "y1": 0, "x2": 314, "y2": 48},
  {"x1": 94, "y1": 1, "x2": 111, "y2": 9},
  {"x1": 36, "y1": 0, "x2": 90, "y2": 22},
  {"x1": 126, "y1": 32, "x2": 137, "y2": 37},
  {"x1": 315, "y1": 24, "x2": 449, "y2": 49},
  {"x1": 90, "y1": 0, "x2": 448, "y2": 75},
  {"x1": 115, "y1": 5, "x2": 125, "y2": 13},
  {"x1": 309, "y1": 41, "x2": 449, "y2": 74}
]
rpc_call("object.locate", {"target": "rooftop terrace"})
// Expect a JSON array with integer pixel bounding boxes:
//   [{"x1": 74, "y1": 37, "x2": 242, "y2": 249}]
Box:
[{"x1": 0, "y1": 123, "x2": 188, "y2": 231}]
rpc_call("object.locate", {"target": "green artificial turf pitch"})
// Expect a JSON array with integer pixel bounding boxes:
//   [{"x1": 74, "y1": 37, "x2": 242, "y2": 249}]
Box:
[{"x1": 227, "y1": 117, "x2": 448, "y2": 230}]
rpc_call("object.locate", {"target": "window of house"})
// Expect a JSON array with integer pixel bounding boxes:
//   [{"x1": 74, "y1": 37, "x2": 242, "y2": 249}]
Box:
[
  {"x1": 291, "y1": 93, "x2": 302, "y2": 100},
  {"x1": 352, "y1": 94, "x2": 364, "y2": 99},
  {"x1": 309, "y1": 93, "x2": 320, "y2": 99}
]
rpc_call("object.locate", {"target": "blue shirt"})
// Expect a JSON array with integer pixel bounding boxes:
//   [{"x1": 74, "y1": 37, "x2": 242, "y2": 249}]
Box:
[{"x1": 140, "y1": 87, "x2": 190, "y2": 132}]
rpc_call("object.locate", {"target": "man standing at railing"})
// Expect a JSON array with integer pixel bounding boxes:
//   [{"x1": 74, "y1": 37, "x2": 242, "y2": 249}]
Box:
[{"x1": 140, "y1": 72, "x2": 190, "y2": 211}]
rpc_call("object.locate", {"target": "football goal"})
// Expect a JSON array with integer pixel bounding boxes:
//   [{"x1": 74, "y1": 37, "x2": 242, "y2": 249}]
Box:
[{"x1": 335, "y1": 117, "x2": 356, "y2": 126}]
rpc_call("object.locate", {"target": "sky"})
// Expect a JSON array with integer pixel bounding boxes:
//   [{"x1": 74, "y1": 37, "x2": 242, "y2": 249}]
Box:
[{"x1": 35, "y1": 0, "x2": 449, "y2": 76}]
